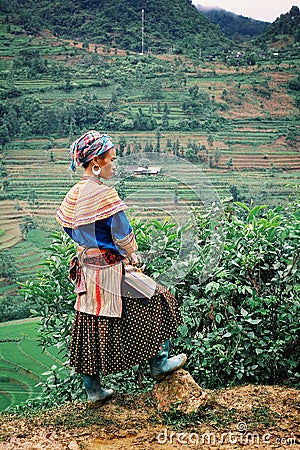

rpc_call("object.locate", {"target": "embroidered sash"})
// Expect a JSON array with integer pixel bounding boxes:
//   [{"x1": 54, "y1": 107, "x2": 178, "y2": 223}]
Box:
[{"x1": 70, "y1": 248, "x2": 156, "y2": 318}]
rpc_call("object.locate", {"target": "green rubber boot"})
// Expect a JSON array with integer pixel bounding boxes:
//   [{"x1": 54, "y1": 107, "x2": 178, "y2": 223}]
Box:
[
  {"x1": 149, "y1": 340, "x2": 187, "y2": 381},
  {"x1": 82, "y1": 374, "x2": 114, "y2": 407}
]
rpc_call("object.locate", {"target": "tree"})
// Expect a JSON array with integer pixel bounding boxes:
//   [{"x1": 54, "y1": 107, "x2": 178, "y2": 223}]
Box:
[
  {"x1": 155, "y1": 130, "x2": 161, "y2": 152},
  {"x1": 118, "y1": 136, "x2": 127, "y2": 157},
  {"x1": 207, "y1": 134, "x2": 214, "y2": 147},
  {"x1": 49, "y1": 151, "x2": 55, "y2": 163},
  {"x1": 166, "y1": 138, "x2": 172, "y2": 150},
  {"x1": 144, "y1": 141, "x2": 154, "y2": 153},
  {"x1": 133, "y1": 108, "x2": 157, "y2": 131},
  {"x1": 189, "y1": 84, "x2": 199, "y2": 100},
  {"x1": 161, "y1": 112, "x2": 169, "y2": 129},
  {"x1": 214, "y1": 148, "x2": 222, "y2": 166},
  {"x1": 186, "y1": 147, "x2": 198, "y2": 162},
  {"x1": 0, "y1": 160, "x2": 8, "y2": 191},
  {"x1": 172, "y1": 139, "x2": 180, "y2": 157},
  {"x1": 116, "y1": 179, "x2": 126, "y2": 200},
  {"x1": 163, "y1": 103, "x2": 170, "y2": 115},
  {"x1": 145, "y1": 81, "x2": 163, "y2": 100},
  {"x1": 109, "y1": 90, "x2": 119, "y2": 112},
  {"x1": 226, "y1": 158, "x2": 233, "y2": 168},
  {"x1": 229, "y1": 184, "x2": 240, "y2": 201},
  {"x1": 20, "y1": 216, "x2": 36, "y2": 239},
  {"x1": 0, "y1": 124, "x2": 10, "y2": 148},
  {"x1": 174, "y1": 188, "x2": 178, "y2": 205},
  {"x1": 286, "y1": 126, "x2": 298, "y2": 147},
  {"x1": 28, "y1": 190, "x2": 39, "y2": 215},
  {"x1": 64, "y1": 74, "x2": 72, "y2": 92},
  {"x1": 0, "y1": 251, "x2": 17, "y2": 283}
]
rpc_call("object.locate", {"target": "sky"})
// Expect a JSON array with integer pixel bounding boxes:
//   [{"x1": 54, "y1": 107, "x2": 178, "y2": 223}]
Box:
[{"x1": 192, "y1": 0, "x2": 299, "y2": 22}]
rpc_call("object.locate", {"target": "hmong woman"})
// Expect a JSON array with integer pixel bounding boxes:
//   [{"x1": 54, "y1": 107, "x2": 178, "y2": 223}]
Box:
[{"x1": 56, "y1": 130, "x2": 186, "y2": 406}]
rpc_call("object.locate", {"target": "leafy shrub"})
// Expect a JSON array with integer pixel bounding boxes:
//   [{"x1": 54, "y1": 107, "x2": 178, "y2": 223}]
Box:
[
  {"x1": 0, "y1": 294, "x2": 33, "y2": 322},
  {"x1": 172, "y1": 201, "x2": 300, "y2": 388},
  {"x1": 22, "y1": 231, "x2": 76, "y2": 357},
  {"x1": 18, "y1": 199, "x2": 300, "y2": 411},
  {"x1": 288, "y1": 75, "x2": 300, "y2": 91}
]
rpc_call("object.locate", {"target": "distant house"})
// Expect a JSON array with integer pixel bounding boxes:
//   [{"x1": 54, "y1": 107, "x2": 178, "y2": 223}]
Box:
[
  {"x1": 121, "y1": 166, "x2": 161, "y2": 176},
  {"x1": 133, "y1": 166, "x2": 162, "y2": 176},
  {"x1": 148, "y1": 166, "x2": 162, "y2": 176},
  {"x1": 122, "y1": 165, "x2": 138, "y2": 174},
  {"x1": 134, "y1": 167, "x2": 148, "y2": 176}
]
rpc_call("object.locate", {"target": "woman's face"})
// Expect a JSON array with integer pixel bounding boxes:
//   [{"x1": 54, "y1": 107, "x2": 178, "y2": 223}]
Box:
[{"x1": 98, "y1": 147, "x2": 117, "y2": 180}]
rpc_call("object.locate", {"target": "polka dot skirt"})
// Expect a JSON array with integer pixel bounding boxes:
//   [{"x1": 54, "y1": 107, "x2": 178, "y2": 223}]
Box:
[{"x1": 69, "y1": 284, "x2": 183, "y2": 375}]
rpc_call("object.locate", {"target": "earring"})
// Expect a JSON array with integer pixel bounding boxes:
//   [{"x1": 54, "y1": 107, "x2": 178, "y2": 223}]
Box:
[{"x1": 92, "y1": 164, "x2": 101, "y2": 176}]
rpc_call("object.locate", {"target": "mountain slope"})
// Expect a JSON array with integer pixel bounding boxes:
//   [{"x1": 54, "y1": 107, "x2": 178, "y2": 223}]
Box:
[
  {"x1": 2, "y1": 0, "x2": 229, "y2": 55},
  {"x1": 259, "y1": 5, "x2": 300, "y2": 43},
  {"x1": 196, "y1": 5, "x2": 269, "y2": 41}
]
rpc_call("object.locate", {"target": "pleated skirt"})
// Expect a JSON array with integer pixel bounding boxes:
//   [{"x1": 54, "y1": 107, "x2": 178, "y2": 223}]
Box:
[{"x1": 69, "y1": 284, "x2": 183, "y2": 375}]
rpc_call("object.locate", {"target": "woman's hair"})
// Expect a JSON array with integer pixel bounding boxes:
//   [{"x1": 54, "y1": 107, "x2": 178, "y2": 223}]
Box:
[{"x1": 82, "y1": 152, "x2": 107, "y2": 169}]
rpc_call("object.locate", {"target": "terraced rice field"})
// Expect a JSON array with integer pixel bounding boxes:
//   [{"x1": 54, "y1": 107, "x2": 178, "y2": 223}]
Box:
[
  {"x1": 0, "y1": 319, "x2": 65, "y2": 411},
  {"x1": 2, "y1": 128, "x2": 300, "y2": 226},
  {"x1": 0, "y1": 110, "x2": 299, "y2": 293},
  {"x1": 0, "y1": 200, "x2": 23, "y2": 251}
]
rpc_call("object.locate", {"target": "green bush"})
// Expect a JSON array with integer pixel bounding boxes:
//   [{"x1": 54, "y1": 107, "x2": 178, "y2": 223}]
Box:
[
  {"x1": 22, "y1": 231, "x2": 77, "y2": 355},
  {"x1": 288, "y1": 75, "x2": 300, "y2": 91},
  {"x1": 173, "y1": 200, "x2": 300, "y2": 388},
  {"x1": 19, "y1": 199, "x2": 300, "y2": 410},
  {"x1": 0, "y1": 294, "x2": 33, "y2": 322}
]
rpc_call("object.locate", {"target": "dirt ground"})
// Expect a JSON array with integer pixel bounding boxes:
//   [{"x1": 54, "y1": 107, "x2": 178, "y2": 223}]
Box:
[{"x1": 0, "y1": 384, "x2": 299, "y2": 450}]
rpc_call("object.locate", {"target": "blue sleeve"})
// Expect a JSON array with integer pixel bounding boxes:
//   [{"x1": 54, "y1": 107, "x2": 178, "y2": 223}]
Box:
[
  {"x1": 111, "y1": 211, "x2": 138, "y2": 255},
  {"x1": 111, "y1": 211, "x2": 132, "y2": 240}
]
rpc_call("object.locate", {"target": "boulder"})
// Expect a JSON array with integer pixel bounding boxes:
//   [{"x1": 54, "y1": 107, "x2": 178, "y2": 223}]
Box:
[{"x1": 152, "y1": 369, "x2": 207, "y2": 414}]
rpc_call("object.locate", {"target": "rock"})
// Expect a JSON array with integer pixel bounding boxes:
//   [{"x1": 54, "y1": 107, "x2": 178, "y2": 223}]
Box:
[
  {"x1": 68, "y1": 441, "x2": 80, "y2": 450},
  {"x1": 152, "y1": 369, "x2": 207, "y2": 414}
]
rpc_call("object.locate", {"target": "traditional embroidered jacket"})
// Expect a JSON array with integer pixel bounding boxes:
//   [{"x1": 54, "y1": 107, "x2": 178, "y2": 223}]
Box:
[{"x1": 56, "y1": 177, "x2": 156, "y2": 318}]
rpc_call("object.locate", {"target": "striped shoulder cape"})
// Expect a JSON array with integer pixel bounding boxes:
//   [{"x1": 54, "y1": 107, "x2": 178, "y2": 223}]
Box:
[{"x1": 56, "y1": 176, "x2": 127, "y2": 228}]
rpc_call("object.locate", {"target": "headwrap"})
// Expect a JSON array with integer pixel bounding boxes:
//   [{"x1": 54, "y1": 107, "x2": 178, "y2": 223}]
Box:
[{"x1": 69, "y1": 130, "x2": 114, "y2": 172}]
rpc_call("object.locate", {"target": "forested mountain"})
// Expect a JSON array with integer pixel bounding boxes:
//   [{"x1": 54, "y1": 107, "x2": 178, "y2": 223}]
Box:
[
  {"x1": 258, "y1": 5, "x2": 300, "y2": 43},
  {"x1": 196, "y1": 5, "x2": 269, "y2": 41},
  {"x1": 1, "y1": 0, "x2": 228, "y2": 55}
]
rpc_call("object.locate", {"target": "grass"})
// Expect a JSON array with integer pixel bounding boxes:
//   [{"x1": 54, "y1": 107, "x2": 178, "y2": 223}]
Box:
[
  {"x1": 0, "y1": 319, "x2": 65, "y2": 412},
  {"x1": 156, "y1": 400, "x2": 280, "y2": 431}
]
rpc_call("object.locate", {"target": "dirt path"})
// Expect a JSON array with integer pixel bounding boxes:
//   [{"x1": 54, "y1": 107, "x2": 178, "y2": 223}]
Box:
[{"x1": 0, "y1": 385, "x2": 299, "y2": 449}]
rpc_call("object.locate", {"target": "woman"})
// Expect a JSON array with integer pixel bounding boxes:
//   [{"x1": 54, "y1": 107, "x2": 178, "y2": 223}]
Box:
[{"x1": 56, "y1": 130, "x2": 186, "y2": 406}]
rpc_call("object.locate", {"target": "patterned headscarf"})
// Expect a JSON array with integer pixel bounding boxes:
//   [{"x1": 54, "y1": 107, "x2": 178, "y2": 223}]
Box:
[{"x1": 69, "y1": 130, "x2": 114, "y2": 172}]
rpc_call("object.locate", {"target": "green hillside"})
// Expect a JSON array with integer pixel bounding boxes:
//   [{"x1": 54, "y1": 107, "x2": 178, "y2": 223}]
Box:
[
  {"x1": 256, "y1": 5, "x2": 300, "y2": 50},
  {"x1": 1, "y1": 0, "x2": 228, "y2": 55},
  {"x1": 0, "y1": 319, "x2": 65, "y2": 411},
  {"x1": 196, "y1": 6, "x2": 269, "y2": 41}
]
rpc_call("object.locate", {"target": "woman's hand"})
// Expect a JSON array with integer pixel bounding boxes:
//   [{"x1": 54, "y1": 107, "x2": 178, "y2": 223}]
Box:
[
  {"x1": 128, "y1": 252, "x2": 139, "y2": 266},
  {"x1": 125, "y1": 253, "x2": 145, "y2": 272}
]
